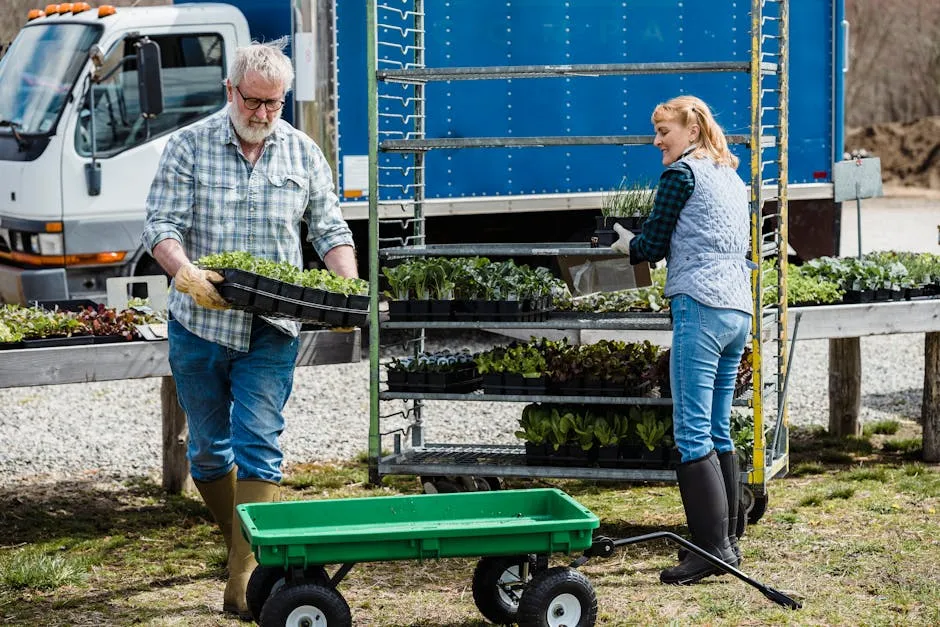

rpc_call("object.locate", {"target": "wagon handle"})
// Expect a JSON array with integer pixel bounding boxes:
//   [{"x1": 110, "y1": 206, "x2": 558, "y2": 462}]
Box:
[{"x1": 574, "y1": 533, "x2": 802, "y2": 610}]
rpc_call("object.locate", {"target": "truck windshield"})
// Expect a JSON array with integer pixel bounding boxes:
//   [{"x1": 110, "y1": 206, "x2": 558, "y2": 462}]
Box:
[{"x1": 0, "y1": 23, "x2": 100, "y2": 135}]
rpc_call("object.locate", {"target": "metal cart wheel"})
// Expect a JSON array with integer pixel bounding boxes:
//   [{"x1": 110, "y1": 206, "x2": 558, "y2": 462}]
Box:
[
  {"x1": 421, "y1": 475, "x2": 500, "y2": 493},
  {"x1": 742, "y1": 485, "x2": 769, "y2": 524},
  {"x1": 259, "y1": 582, "x2": 351, "y2": 627},
  {"x1": 471, "y1": 555, "x2": 539, "y2": 624},
  {"x1": 247, "y1": 565, "x2": 330, "y2": 623},
  {"x1": 516, "y1": 566, "x2": 597, "y2": 627}
]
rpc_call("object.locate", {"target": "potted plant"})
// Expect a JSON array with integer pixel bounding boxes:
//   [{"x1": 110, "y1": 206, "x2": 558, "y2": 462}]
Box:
[
  {"x1": 635, "y1": 409, "x2": 672, "y2": 466},
  {"x1": 593, "y1": 179, "x2": 656, "y2": 245},
  {"x1": 516, "y1": 403, "x2": 553, "y2": 465}
]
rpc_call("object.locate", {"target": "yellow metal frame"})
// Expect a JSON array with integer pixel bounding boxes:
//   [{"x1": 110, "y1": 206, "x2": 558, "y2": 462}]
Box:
[{"x1": 747, "y1": 0, "x2": 789, "y2": 491}]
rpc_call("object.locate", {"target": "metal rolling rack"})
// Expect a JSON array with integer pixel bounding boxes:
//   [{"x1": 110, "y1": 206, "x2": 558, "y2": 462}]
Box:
[{"x1": 365, "y1": 0, "x2": 790, "y2": 515}]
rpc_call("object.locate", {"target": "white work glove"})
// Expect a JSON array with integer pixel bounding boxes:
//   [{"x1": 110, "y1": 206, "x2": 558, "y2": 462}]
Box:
[
  {"x1": 174, "y1": 263, "x2": 230, "y2": 310},
  {"x1": 610, "y1": 223, "x2": 635, "y2": 255}
]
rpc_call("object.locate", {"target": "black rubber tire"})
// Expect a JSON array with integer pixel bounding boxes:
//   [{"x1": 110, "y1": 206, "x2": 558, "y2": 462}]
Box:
[
  {"x1": 246, "y1": 565, "x2": 330, "y2": 623},
  {"x1": 259, "y1": 582, "x2": 351, "y2": 627},
  {"x1": 517, "y1": 566, "x2": 597, "y2": 627},
  {"x1": 735, "y1": 498, "x2": 748, "y2": 538},
  {"x1": 747, "y1": 493, "x2": 769, "y2": 524},
  {"x1": 131, "y1": 255, "x2": 169, "y2": 299},
  {"x1": 429, "y1": 478, "x2": 463, "y2": 493},
  {"x1": 483, "y1": 476, "x2": 503, "y2": 491},
  {"x1": 471, "y1": 555, "x2": 535, "y2": 625}
]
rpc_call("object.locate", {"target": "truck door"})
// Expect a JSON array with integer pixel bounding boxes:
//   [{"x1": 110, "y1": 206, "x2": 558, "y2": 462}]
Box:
[{"x1": 57, "y1": 27, "x2": 232, "y2": 296}]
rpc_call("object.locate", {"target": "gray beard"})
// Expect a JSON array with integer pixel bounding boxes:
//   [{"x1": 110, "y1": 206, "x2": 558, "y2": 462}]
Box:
[{"x1": 229, "y1": 109, "x2": 279, "y2": 145}]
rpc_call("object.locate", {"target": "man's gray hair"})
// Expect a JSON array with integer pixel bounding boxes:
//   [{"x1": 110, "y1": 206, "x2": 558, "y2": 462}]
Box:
[{"x1": 229, "y1": 38, "x2": 294, "y2": 91}]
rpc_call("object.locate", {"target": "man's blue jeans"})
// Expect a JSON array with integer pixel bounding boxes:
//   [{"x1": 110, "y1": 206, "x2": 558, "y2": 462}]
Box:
[
  {"x1": 168, "y1": 318, "x2": 299, "y2": 483},
  {"x1": 670, "y1": 294, "x2": 751, "y2": 463}
]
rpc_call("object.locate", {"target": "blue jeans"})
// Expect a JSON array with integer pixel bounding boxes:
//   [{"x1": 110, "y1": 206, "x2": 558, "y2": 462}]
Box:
[
  {"x1": 168, "y1": 318, "x2": 299, "y2": 483},
  {"x1": 670, "y1": 294, "x2": 751, "y2": 463}
]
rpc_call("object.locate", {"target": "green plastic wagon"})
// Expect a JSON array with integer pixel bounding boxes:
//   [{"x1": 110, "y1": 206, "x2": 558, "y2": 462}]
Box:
[
  {"x1": 236, "y1": 488, "x2": 600, "y2": 626},
  {"x1": 237, "y1": 487, "x2": 799, "y2": 626}
]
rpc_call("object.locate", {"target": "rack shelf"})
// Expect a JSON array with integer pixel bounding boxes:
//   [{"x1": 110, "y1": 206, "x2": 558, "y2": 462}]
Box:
[
  {"x1": 380, "y1": 134, "x2": 771, "y2": 152},
  {"x1": 379, "y1": 444, "x2": 677, "y2": 482},
  {"x1": 377, "y1": 61, "x2": 777, "y2": 83},
  {"x1": 366, "y1": 0, "x2": 791, "y2": 499}
]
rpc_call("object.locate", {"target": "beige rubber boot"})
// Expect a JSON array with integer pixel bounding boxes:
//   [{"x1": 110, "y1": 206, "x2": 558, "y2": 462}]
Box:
[
  {"x1": 193, "y1": 469, "x2": 237, "y2": 553},
  {"x1": 223, "y1": 479, "x2": 279, "y2": 619}
]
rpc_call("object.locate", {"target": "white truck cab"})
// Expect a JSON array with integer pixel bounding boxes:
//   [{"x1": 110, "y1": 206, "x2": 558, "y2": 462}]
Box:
[{"x1": 0, "y1": 3, "x2": 249, "y2": 303}]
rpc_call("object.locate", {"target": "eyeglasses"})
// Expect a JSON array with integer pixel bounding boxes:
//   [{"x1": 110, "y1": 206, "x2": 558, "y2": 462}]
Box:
[{"x1": 235, "y1": 85, "x2": 285, "y2": 112}]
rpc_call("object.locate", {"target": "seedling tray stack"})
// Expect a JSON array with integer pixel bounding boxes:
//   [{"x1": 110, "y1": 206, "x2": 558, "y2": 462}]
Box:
[{"x1": 215, "y1": 268, "x2": 368, "y2": 327}]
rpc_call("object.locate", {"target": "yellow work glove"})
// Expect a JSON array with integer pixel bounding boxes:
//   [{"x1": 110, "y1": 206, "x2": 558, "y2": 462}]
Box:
[
  {"x1": 610, "y1": 223, "x2": 635, "y2": 255},
  {"x1": 174, "y1": 263, "x2": 230, "y2": 310}
]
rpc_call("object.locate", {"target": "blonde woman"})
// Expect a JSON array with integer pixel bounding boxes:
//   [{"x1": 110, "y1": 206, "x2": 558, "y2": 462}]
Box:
[{"x1": 612, "y1": 95, "x2": 753, "y2": 585}]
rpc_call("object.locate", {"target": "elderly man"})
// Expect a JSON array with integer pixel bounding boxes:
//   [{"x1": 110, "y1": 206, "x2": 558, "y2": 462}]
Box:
[{"x1": 142, "y1": 40, "x2": 356, "y2": 618}]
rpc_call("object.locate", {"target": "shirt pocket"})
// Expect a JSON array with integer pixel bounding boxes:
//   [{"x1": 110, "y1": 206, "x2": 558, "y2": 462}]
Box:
[
  {"x1": 266, "y1": 173, "x2": 309, "y2": 223},
  {"x1": 194, "y1": 169, "x2": 241, "y2": 213}
]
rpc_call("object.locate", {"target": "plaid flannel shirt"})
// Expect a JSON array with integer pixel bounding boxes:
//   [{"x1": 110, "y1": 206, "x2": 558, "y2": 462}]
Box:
[
  {"x1": 629, "y1": 162, "x2": 694, "y2": 265},
  {"x1": 142, "y1": 109, "x2": 354, "y2": 351}
]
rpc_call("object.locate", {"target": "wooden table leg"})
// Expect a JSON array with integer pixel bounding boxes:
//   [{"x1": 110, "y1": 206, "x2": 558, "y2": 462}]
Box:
[
  {"x1": 161, "y1": 376, "x2": 194, "y2": 494},
  {"x1": 923, "y1": 332, "x2": 940, "y2": 462},
  {"x1": 829, "y1": 337, "x2": 861, "y2": 437}
]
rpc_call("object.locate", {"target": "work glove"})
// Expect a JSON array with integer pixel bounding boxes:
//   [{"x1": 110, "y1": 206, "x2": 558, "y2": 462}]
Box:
[
  {"x1": 174, "y1": 263, "x2": 230, "y2": 310},
  {"x1": 610, "y1": 223, "x2": 635, "y2": 255}
]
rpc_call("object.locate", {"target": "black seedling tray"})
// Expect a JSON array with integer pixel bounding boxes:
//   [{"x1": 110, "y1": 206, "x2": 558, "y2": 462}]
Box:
[{"x1": 215, "y1": 268, "x2": 368, "y2": 327}]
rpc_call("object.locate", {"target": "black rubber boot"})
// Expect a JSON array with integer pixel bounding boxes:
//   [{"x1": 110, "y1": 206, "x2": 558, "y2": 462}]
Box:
[
  {"x1": 718, "y1": 450, "x2": 744, "y2": 566},
  {"x1": 660, "y1": 450, "x2": 737, "y2": 585}
]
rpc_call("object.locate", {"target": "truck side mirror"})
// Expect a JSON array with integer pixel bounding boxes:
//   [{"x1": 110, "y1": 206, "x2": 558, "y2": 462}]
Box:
[{"x1": 136, "y1": 39, "x2": 163, "y2": 117}]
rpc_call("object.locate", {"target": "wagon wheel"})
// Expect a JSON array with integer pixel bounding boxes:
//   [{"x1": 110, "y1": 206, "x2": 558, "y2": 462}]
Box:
[
  {"x1": 259, "y1": 582, "x2": 351, "y2": 627},
  {"x1": 471, "y1": 555, "x2": 540, "y2": 625},
  {"x1": 517, "y1": 566, "x2": 597, "y2": 627},
  {"x1": 247, "y1": 565, "x2": 330, "y2": 623},
  {"x1": 742, "y1": 485, "x2": 769, "y2": 524}
]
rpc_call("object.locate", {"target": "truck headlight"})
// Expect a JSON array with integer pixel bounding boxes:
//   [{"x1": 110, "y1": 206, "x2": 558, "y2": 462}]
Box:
[{"x1": 37, "y1": 233, "x2": 64, "y2": 256}]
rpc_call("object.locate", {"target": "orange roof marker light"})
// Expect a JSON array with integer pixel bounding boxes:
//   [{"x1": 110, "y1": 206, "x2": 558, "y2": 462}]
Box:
[
  {"x1": 44, "y1": 5, "x2": 59, "y2": 15},
  {"x1": 57, "y1": 3, "x2": 73, "y2": 13},
  {"x1": 72, "y1": 2, "x2": 91, "y2": 14},
  {"x1": 27, "y1": 9, "x2": 46, "y2": 20},
  {"x1": 98, "y1": 5, "x2": 117, "y2": 18}
]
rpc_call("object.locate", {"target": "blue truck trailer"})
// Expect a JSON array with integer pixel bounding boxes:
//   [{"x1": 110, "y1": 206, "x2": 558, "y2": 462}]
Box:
[{"x1": 0, "y1": 0, "x2": 846, "y2": 302}]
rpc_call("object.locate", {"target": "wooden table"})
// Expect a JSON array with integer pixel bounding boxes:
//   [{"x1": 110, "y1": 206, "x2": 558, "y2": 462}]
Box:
[{"x1": 0, "y1": 329, "x2": 361, "y2": 492}]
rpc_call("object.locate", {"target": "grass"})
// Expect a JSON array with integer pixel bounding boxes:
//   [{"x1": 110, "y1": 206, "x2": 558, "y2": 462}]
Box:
[
  {"x1": 0, "y1": 431, "x2": 937, "y2": 626},
  {"x1": 864, "y1": 419, "x2": 901, "y2": 436}
]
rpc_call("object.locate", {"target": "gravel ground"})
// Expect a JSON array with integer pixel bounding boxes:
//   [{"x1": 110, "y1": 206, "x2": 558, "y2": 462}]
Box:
[
  {"x1": 0, "y1": 329, "x2": 928, "y2": 487},
  {"x1": 1, "y1": 195, "x2": 935, "y2": 487}
]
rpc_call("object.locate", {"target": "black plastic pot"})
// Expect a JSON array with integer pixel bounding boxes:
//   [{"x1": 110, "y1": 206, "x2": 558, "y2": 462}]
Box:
[
  {"x1": 277, "y1": 282, "x2": 305, "y2": 317},
  {"x1": 386, "y1": 370, "x2": 409, "y2": 392},
  {"x1": 428, "y1": 299, "x2": 452, "y2": 320},
  {"x1": 388, "y1": 300, "x2": 410, "y2": 321},
  {"x1": 843, "y1": 289, "x2": 874, "y2": 304}
]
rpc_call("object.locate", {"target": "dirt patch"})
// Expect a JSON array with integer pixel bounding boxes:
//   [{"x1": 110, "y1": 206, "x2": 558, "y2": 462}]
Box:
[{"x1": 846, "y1": 116, "x2": 940, "y2": 190}]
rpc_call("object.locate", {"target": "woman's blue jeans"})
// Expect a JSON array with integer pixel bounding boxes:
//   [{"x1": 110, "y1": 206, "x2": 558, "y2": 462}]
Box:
[
  {"x1": 670, "y1": 294, "x2": 751, "y2": 463},
  {"x1": 168, "y1": 318, "x2": 299, "y2": 483}
]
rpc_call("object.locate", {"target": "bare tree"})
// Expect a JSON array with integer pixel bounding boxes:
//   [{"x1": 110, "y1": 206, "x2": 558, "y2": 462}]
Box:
[{"x1": 846, "y1": 0, "x2": 940, "y2": 125}]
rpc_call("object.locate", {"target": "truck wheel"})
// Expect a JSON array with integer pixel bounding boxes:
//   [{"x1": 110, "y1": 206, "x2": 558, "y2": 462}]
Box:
[
  {"x1": 259, "y1": 582, "x2": 351, "y2": 627},
  {"x1": 247, "y1": 565, "x2": 330, "y2": 623},
  {"x1": 132, "y1": 256, "x2": 169, "y2": 299},
  {"x1": 517, "y1": 566, "x2": 597, "y2": 627},
  {"x1": 471, "y1": 555, "x2": 538, "y2": 624}
]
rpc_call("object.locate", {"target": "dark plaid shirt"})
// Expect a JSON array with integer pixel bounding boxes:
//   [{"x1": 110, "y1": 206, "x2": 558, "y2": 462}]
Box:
[{"x1": 630, "y1": 162, "x2": 694, "y2": 265}]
